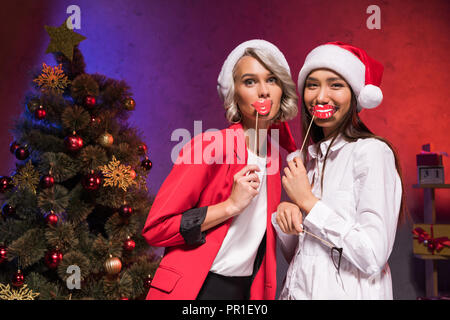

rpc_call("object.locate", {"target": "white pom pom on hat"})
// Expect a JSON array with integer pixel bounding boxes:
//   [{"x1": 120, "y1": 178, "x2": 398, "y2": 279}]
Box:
[
  {"x1": 358, "y1": 84, "x2": 383, "y2": 109},
  {"x1": 297, "y1": 41, "x2": 384, "y2": 112}
]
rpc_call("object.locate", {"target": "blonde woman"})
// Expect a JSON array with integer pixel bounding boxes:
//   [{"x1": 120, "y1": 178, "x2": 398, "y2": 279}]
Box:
[{"x1": 143, "y1": 40, "x2": 298, "y2": 300}]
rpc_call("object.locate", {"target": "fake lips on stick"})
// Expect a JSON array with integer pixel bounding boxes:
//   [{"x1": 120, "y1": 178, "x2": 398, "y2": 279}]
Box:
[
  {"x1": 313, "y1": 104, "x2": 336, "y2": 119},
  {"x1": 252, "y1": 99, "x2": 272, "y2": 115}
]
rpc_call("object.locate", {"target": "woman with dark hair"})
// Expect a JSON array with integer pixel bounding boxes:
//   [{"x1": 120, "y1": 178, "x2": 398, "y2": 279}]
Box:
[{"x1": 274, "y1": 42, "x2": 408, "y2": 299}]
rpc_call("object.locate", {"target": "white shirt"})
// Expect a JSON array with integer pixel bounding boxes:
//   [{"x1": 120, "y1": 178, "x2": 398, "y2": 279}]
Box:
[
  {"x1": 273, "y1": 134, "x2": 402, "y2": 299},
  {"x1": 210, "y1": 148, "x2": 268, "y2": 276}
]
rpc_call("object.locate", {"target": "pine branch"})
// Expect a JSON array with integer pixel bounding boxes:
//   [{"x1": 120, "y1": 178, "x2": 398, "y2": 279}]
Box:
[
  {"x1": 45, "y1": 222, "x2": 79, "y2": 251},
  {"x1": 38, "y1": 152, "x2": 81, "y2": 182},
  {"x1": 56, "y1": 250, "x2": 90, "y2": 284},
  {"x1": 7, "y1": 228, "x2": 47, "y2": 268},
  {"x1": 37, "y1": 185, "x2": 70, "y2": 214},
  {"x1": 70, "y1": 74, "x2": 99, "y2": 104},
  {"x1": 61, "y1": 105, "x2": 90, "y2": 132},
  {"x1": 79, "y1": 145, "x2": 108, "y2": 172}
]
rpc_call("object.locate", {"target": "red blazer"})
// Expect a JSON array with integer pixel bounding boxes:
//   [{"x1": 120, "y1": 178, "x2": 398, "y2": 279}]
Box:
[{"x1": 142, "y1": 123, "x2": 285, "y2": 300}]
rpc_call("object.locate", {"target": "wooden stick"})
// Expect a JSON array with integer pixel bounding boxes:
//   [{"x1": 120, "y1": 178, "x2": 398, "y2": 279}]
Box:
[
  {"x1": 299, "y1": 114, "x2": 315, "y2": 153},
  {"x1": 302, "y1": 228, "x2": 334, "y2": 249},
  {"x1": 254, "y1": 112, "x2": 259, "y2": 156}
]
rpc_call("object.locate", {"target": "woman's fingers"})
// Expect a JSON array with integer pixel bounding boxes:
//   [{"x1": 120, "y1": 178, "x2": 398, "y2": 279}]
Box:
[
  {"x1": 277, "y1": 210, "x2": 288, "y2": 233},
  {"x1": 249, "y1": 181, "x2": 260, "y2": 191},
  {"x1": 276, "y1": 203, "x2": 304, "y2": 235},
  {"x1": 292, "y1": 209, "x2": 303, "y2": 233},
  {"x1": 294, "y1": 157, "x2": 305, "y2": 170},
  {"x1": 283, "y1": 167, "x2": 292, "y2": 179},
  {"x1": 287, "y1": 160, "x2": 297, "y2": 173},
  {"x1": 235, "y1": 165, "x2": 260, "y2": 179},
  {"x1": 242, "y1": 173, "x2": 259, "y2": 183},
  {"x1": 285, "y1": 208, "x2": 293, "y2": 232}
]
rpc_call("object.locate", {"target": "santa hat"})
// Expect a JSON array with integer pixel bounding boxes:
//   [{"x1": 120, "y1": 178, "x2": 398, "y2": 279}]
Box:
[
  {"x1": 217, "y1": 39, "x2": 298, "y2": 159},
  {"x1": 297, "y1": 41, "x2": 384, "y2": 111},
  {"x1": 217, "y1": 39, "x2": 291, "y2": 101}
]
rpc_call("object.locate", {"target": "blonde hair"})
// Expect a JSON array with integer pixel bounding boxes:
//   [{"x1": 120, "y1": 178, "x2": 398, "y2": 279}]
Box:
[{"x1": 224, "y1": 48, "x2": 298, "y2": 123}]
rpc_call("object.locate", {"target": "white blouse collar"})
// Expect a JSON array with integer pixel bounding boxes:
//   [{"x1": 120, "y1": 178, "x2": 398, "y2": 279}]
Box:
[{"x1": 308, "y1": 134, "x2": 349, "y2": 159}]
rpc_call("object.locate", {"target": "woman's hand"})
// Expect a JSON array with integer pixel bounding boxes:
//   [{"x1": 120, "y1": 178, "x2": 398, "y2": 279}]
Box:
[
  {"x1": 276, "y1": 201, "x2": 303, "y2": 234},
  {"x1": 282, "y1": 157, "x2": 319, "y2": 214},
  {"x1": 226, "y1": 164, "x2": 261, "y2": 216}
]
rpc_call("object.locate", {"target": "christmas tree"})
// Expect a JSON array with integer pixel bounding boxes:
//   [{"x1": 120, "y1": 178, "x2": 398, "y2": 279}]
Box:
[{"x1": 0, "y1": 22, "x2": 158, "y2": 300}]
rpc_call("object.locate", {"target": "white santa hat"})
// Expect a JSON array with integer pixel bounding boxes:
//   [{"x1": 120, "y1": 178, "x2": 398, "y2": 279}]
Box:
[
  {"x1": 297, "y1": 41, "x2": 384, "y2": 112},
  {"x1": 217, "y1": 39, "x2": 298, "y2": 159},
  {"x1": 217, "y1": 39, "x2": 291, "y2": 101}
]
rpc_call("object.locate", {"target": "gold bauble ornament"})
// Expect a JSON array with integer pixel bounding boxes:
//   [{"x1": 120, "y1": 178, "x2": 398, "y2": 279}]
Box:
[
  {"x1": 104, "y1": 255, "x2": 122, "y2": 275},
  {"x1": 98, "y1": 132, "x2": 114, "y2": 147}
]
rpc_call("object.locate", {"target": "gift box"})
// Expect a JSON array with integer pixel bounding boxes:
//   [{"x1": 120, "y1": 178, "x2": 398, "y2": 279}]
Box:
[
  {"x1": 416, "y1": 153, "x2": 443, "y2": 166},
  {"x1": 416, "y1": 143, "x2": 447, "y2": 184},
  {"x1": 412, "y1": 224, "x2": 450, "y2": 256}
]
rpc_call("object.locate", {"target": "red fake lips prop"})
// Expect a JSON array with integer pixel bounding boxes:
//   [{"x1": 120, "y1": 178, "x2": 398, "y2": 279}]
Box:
[
  {"x1": 313, "y1": 104, "x2": 336, "y2": 119},
  {"x1": 252, "y1": 99, "x2": 272, "y2": 115}
]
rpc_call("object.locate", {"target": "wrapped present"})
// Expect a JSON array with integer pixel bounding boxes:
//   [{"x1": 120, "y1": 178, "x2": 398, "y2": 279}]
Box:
[
  {"x1": 412, "y1": 224, "x2": 450, "y2": 256},
  {"x1": 416, "y1": 144, "x2": 447, "y2": 184}
]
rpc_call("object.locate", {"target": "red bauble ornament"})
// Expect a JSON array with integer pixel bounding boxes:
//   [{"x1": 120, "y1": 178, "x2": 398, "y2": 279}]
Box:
[
  {"x1": 0, "y1": 176, "x2": 13, "y2": 193},
  {"x1": 64, "y1": 132, "x2": 84, "y2": 152},
  {"x1": 137, "y1": 143, "x2": 148, "y2": 155},
  {"x1": 46, "y1": 211, "x2": 59, "y2": 226},
  {"x1": 34, "y1": 106, "x2": 47, "y2": 120},
  {"x1": 119, "y1": 297, "x2": 129, "y2": 300},
  {"x1": 123, "y1": 237, "x2": 135, "y2": 251},
  {"x1": 82, "y1": 171, "x2": 102, "y2": 191},
  {"x1": 15, "y1": 146, "x2": 30, "y2": 160},
  {"x1": 141, "y1": 157, "x2": 152, "y2": 171},
  {"x1": 45, "y1": 249, "x2": 63, "y2": 269},
  {"x1": 85, "y1": 95, "x2": 96, "y2": 108},
  {"x1": 119, "y1": 204, "x2": 133, "y2": 218},
  {"x1": 9, "y1": 141, "x2": 20, "y2": 154},
  {"x1": 0, "y1": 245, "x2": 8, "y2": 263},
  {"x1": 2, "y1": 203, "x2": 15, "y2": 218},
  {"x1": 144, "y1": 275, "x2": 153, "y2": 289},
  {"x1": 12, "y1": 270, "x2": 24, "y2": 287},
  {"x1": 40, "y1": 174, "x2": 55, "y2": 189}
]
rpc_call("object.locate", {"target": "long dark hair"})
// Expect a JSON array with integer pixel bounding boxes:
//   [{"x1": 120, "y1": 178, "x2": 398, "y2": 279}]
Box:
[{"x1": 300, "y1": 94, "x2": 409, "y2": 225}]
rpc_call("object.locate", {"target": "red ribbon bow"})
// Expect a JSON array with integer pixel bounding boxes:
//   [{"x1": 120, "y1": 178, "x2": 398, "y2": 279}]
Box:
[{"x1": 413, "y1": 225, "x2": 450, "y2": 254}]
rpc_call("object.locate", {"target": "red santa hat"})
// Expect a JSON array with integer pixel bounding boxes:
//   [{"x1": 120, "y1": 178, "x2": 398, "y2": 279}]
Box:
[
  {"x1": 217, "y1": 39, "x2": 298, "y2": 159},
  {"x1": 297, "y1": 41, "x2": 384, "y2": 111}
]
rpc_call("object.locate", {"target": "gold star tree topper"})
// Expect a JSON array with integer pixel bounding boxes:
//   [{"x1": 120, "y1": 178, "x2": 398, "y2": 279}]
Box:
[{"x1": 44, "y1": 20, "x2": 86, "y2": 61}]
